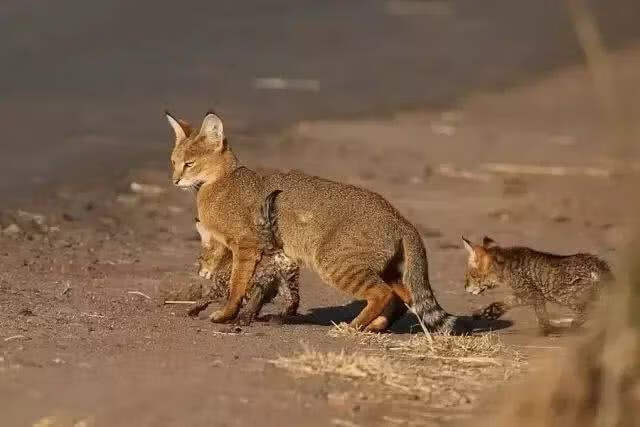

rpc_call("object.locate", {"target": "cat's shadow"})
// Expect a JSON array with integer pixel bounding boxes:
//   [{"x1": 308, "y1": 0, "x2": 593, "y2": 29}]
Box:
[{"x1": 288, "y1": 301, "x2": 513, "y2": 334}]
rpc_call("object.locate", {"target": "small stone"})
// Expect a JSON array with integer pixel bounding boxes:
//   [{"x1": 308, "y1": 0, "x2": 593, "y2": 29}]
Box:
[
  {"x1": 17, "y1": 210, "x2": 46, "y2": 226},
  {"x1": 2, "y1": 223, "x2": 21, "y2": 235},
  {"x1": 18, "y1": 308, "x2": 34, "y2": 316},
  {"x1": 130, "y1": 182, "x2": 165, "y2": 196},
  {"x1": 116, "y1": 194, "x2": 139, "y2": 205}
]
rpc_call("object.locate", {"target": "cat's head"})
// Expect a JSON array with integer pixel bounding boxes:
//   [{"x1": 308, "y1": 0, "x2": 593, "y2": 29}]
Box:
[
  {"x1": 165, "y1": 111, "x2": 236, "y2": 190},
  {"x1": 461, "y1": 236, "x2": 504, "y2": 295}
]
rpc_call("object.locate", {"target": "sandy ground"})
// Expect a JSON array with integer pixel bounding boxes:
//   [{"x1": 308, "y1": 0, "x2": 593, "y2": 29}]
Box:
[{"x1": 1, "y1": 45, "x2": 639, "y2": 426}]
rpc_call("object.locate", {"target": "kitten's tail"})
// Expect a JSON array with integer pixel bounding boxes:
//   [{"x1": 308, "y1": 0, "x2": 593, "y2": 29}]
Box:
[
  {"x1": 402, "y1": 233, "x2": 470, "y2": 334},
  {"x1": 256, "y1": 189, "x2": 282, "y2": 254}
]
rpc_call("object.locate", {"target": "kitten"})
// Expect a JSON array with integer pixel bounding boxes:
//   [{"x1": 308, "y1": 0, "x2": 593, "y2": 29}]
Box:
[{"x1": 462, "y1": 236, "x2": 612, "y2": 333}]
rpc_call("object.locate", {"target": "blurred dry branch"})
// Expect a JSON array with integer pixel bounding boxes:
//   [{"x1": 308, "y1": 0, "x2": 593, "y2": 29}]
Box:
[{"x1": 565, "y1": 0, "x2": 628, "y2": 156}]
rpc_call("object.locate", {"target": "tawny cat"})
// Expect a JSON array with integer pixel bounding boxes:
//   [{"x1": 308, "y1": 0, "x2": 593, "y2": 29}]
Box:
[
  {"x1": 462, "y1": 236, "x2": 612, "y2": 333},
  {"x1": 167, "y1": 111, "x2": 467, "y2": 333}
]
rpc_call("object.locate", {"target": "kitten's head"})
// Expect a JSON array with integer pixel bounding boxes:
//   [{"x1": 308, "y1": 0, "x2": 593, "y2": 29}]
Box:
[
  {"x1": 165, "y1": 111, "x2": 234, "y2": 190},
  {"x1": 462, "y1": 236, "x2": 504, "y2": 295}
]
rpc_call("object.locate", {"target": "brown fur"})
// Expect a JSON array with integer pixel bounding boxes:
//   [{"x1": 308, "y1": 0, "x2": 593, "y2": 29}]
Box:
[
  {"x1": 188, "y1": 202, "x2": 300, "y2": 324},
  {"x1": 166, "y1": 111, "x2": 466, "y2": 333},
  {"x1": 462, "y1": 236, "x2": 612, "y2": 333}
]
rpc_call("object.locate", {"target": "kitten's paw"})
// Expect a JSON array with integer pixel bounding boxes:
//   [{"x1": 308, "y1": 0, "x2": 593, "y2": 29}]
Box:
[
  {"x1": 234, "y1": 312, "x2": 255, "y2": 326},
  {"x1": 187, "y1": 299, "x2": 212, "y2": 317},
  {"x1": 198, "y1": 264, "x2": 214, "y2": 279},
  {"x1": 473, "y1": 302, "x2": 507, "y2": 320},
  {"x1": 537, "y1": 325, "x2": 562, "y2": 336}
]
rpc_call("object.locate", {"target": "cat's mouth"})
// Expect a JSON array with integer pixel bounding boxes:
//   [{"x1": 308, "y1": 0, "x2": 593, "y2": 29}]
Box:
[{"x1": 178, "y1": 180, "x2": 204, "y2": 193}]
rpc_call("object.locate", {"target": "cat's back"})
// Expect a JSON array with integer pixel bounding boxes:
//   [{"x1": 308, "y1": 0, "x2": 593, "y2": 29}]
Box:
[
  {"x1": 497, "y1": 246, "x2": 611, "y2": 297},
  {"x1": 264, "y1": 169, "x2": 407, "y2": 226}
]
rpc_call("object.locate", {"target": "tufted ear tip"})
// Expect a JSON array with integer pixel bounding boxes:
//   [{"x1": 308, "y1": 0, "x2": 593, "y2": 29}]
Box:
[{"x1": 482, "y1": 236, "x2": 497, "y2": 248}]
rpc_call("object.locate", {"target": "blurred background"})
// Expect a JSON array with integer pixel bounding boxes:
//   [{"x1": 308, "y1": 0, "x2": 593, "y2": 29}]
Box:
[{"x1": 2, "y1": 0, "x2": 640, "y2": 200}]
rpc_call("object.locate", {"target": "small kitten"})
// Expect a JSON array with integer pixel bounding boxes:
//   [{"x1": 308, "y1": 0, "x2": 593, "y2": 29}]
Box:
[
  {"x1": 188, "y1": 190, "x2": 300, "y2": 325},
  {"x1": 462, "y1": 236, "x2": 613, "y2": 333}
]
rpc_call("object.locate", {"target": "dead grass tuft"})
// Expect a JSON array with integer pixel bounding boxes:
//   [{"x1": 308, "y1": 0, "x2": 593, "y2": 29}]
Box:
[
  {"x1": 273, "y1": 332, "x2": 524, "y2": 409},
  {"x1": 327, "y1": 322, "x2": 392, "y2": 346}
]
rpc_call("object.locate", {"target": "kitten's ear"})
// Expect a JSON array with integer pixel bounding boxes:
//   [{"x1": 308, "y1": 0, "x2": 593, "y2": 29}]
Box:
[
  {"x1": 199, "y1": 111, "x2": 225, "y2": 152},
  {"x1": 165, "y1": 111, "x2": 192, "y2": 143},
  {"x1": 462, "y1": 236, "x2": 479, "y2": 266},
  {"x1": 493, "y1": 252, "x2": 505, "y2": 264},
  {"x1": 482, "y1": 236, "x2": 497, "y2": 249},
  {"x1": 462, "y1": 236, "x2": 474, "y2": 254}
]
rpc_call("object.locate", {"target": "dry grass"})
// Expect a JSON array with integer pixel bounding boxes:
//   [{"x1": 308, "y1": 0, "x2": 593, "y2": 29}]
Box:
[
  {"x1": 272, "y1": 330, "x2": 524, "y2": 409},
  {"x1": 327, "y1": 322, "x2": 393, "y2": 346}
]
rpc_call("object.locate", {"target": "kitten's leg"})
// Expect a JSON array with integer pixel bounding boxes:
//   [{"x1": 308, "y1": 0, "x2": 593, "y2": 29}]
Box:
[
  {"x1": 278, "y1": 266, "x2": 300, "y2": 317},
  {"x1": 533, "y1": 300, "x2": 555, "y2": 335},
  {"x1": 236, "y1": 283, "x2": 268, "y2": 326},
  {"x1": 569, "y1": 303, "x2": 588, "y2": 328},
  {"x1": 473, "y1": 295, "x2": 522, "y2": 320}
]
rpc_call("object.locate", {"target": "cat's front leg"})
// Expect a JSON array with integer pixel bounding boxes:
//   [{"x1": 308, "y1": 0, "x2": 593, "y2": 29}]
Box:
[{"x1": 195, "y1": 220, "x2": 230, "y2": 279}]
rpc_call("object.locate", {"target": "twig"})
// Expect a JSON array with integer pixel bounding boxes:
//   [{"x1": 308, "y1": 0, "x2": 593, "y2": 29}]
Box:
[
  {"x1": 514, "y1": 345, "x2": 562, "y2": 350},
  {"x1": 80, "y1": 312, "x2": 105, "y2": 319},
  {"x1": 482, "y1": 163, "x2": 611, "y2": 178},
  {"x1": 405, "y1": 353, "x2": 502, "y2": 366},
  {"x1": 4, "y1": 335, "x2": 30, "y2": 342},
  {"x1": 61, "y1": 281, "x2": 72, "y2": 296},
  {"x1": 127, "y1": 291, "x2": 151, "y2": 300},
  {"x1": 164, "y1": 300, "x2": 197, "y2": 305},
  {"x1": 405, "y1": 303, "x2": 433, "y2": 344},
  {"x1": 566, "y1": 0, "x2": 626, "y2": 155},
  {"x1": 437, "y1": 164, "x2": 492, "y2": 182}
]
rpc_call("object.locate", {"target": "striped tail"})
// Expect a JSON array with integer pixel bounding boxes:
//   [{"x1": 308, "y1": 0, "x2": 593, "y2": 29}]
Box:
[{"x1": 401, "y1": 233, "x2": 469, "y2": 334}]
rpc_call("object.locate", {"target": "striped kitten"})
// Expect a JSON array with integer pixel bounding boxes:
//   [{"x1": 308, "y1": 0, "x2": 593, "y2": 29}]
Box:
[
  {"x1": 189, "y1": 190, "x2": 300, "y2": 324},
  {"x1": 462, "y1": 236, "x2": 612, "y2": 333}
]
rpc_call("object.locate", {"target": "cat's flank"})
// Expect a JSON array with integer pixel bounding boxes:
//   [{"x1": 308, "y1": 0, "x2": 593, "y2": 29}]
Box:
[{"x1": 462, "y1": 236, "x2": 612, "y2": 333}]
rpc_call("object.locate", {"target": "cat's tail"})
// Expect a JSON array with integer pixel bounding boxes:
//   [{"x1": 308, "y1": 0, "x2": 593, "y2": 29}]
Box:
[
  {"x1": 256, "y1": 189, "x2": 283, "y2": 254},
  {"x1": 402, "y1": 233, "x2": 470, "y2": 334}
]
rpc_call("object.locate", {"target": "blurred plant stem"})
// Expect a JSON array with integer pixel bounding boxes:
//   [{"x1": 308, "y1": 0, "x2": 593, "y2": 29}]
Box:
[{"x1": 565, "y1": 0, "x2": 631, "y2": 159}]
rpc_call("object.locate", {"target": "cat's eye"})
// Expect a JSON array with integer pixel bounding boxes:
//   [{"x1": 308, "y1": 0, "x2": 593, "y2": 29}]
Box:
[{"x1": 184, "y1": 161, "x2": 195, "y2": 168}]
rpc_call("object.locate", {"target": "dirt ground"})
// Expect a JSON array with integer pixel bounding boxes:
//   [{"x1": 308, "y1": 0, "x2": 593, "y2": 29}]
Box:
[{"x1": 1, "y1": 45, "x2": 639, "y2": 427}]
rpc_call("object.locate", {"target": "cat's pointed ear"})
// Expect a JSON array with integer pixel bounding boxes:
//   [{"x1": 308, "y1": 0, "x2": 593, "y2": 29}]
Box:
[
  {"x1": 199, "y1": 111, "x2": 225, "y2": 151},
  {"x1": 482, "y1": 236, "x2": 497, "y2": 249},
  {"x1": 461, "y1": 236, "x2": 474, "y2": 255},
  {"x1": 165, "y1": 111, "x2": 192, "y2": 143}
]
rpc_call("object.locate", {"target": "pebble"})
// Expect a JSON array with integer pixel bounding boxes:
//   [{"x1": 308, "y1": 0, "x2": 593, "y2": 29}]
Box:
[{"x1": 2, "y1": 223, "x2": 21, "y2": 235}]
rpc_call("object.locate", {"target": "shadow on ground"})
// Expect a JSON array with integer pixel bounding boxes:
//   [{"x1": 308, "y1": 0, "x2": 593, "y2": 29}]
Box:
[{"x1": 290, "y1": 301, "x2": 513, "y2": 334}]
